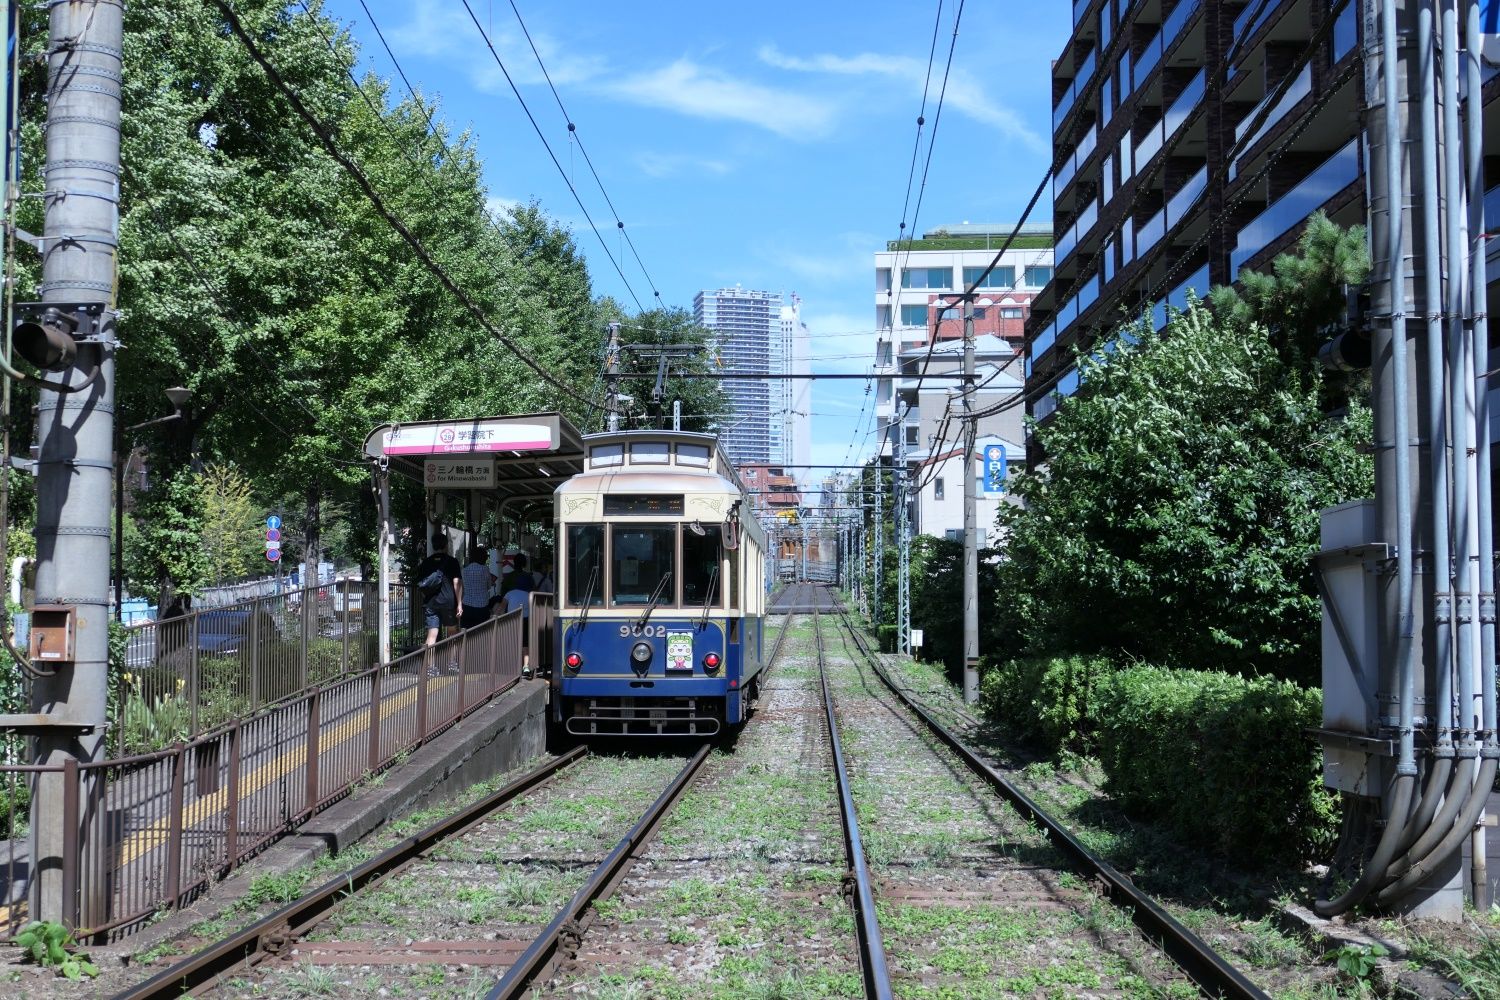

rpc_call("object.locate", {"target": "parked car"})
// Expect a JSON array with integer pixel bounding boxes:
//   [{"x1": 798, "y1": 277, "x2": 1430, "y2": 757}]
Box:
[{"x1": 195, "y1": 609, "x2": 278, "y2": 656}]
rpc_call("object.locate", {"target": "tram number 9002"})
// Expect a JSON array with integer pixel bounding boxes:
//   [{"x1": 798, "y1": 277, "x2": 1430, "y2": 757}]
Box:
[{"x1": 619, "y1": 624, "x2": 668, "y2": 638}]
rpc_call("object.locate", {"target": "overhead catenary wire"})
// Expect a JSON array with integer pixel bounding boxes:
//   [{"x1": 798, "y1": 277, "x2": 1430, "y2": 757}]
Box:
[
  {"x1": 211, "y1": 0, "x2": 609, "y2": 416},
  {"x1": 504, "y1": 0, "x2": 663, "y2": 306},
  {"x1": 456, "y1": 0, "x2": 646, "y2": 314}
]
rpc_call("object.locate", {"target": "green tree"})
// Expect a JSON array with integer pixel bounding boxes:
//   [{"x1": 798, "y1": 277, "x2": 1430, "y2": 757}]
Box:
[
  {"x1": 126, "y1": 469, "x2": 209, "y2": 607},
  {"x1": 604, "y1": 305, "x2": 728, "y2": 433},
  {"x1": 197, "y1": 463, "x2": 262, "y2": 584},
  {"x1": 997, "y1": 298, "x2": 1373, "y2": 684}
]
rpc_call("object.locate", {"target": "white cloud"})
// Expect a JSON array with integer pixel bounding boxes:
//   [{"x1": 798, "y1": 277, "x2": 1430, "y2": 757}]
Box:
[
  {"x1": 485, "y1": 195, "x2": 522, "y2": 221},
  {"x1": 386, "y1": 0, "x2": 604, "y2": 94},
  {"x1": 758, "y1": 44, "x2": 1043, "y2": 150},
  {"x1": 606, "y1": 59, "x2": 837, "y2": 139},
  {"x1": 634, "y1": 152, "x2": 733, "y2": 179}
]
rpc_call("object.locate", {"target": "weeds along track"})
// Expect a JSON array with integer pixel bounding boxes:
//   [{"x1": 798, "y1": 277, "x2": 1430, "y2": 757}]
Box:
[
  {"x1": 114, "y1": 747, "x2": 710, "y2": 1000},
  {"x1": 527, "y1": 606, "x2": 890, "y2": 998},
  {"x1": 820, "y1": 597, "x2": 1271, "y2": 1000}
]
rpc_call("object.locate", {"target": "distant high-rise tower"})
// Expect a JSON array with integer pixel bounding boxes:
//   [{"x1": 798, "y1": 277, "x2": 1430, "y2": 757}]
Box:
[{"x1": 694, "y1": 287, "x2": 782, "y2": 465}]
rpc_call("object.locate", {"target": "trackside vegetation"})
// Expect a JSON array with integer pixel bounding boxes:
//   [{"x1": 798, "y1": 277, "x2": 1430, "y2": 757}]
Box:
[{"x1": 968, "y1": 216, "x2": 1374, "y2": 867}]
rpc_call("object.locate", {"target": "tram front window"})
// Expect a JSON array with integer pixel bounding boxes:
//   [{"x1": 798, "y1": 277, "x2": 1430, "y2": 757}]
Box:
[
  {"x1": 681, "y1": 524, "x2": 723, "y2": 607},
  {"x1": 566, "y1": 524, "x2": 604, "y2": 606},
  {"x1": 611, "y1": 525, "x2": 675, "y2": 606}
]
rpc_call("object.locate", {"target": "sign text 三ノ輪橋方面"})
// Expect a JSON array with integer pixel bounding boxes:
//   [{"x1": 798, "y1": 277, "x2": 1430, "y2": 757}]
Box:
[{"x1": 424, "y1": 458, "x2": 497, "y2": 490}]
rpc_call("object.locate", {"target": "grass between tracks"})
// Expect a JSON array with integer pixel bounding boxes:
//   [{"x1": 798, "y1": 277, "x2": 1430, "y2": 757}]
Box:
[{"x1": 539, "y1": 616, "x2": 864, "y2": 999}]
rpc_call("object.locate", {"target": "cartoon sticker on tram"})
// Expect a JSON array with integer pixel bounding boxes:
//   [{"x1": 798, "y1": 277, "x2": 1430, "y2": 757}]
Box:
[{"x1": 666, "y1": 631, "x2": 693, "y2": 671}]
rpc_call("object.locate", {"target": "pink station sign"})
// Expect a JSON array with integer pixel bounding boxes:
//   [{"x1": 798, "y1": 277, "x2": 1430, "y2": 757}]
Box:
[{"x1": 382, "y1": 420, "x2": 555, "y2": 456}]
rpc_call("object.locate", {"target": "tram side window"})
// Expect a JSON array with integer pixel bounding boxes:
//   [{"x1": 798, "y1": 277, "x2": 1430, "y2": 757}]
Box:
[
  {"x1": 681, "y1": 524, "x2": 723, "y2": 607},
  {"x1": 611, "y1": 525, "x2": 676, "y2": 606},
  {"x1": 566, "y1": 524, "x2": 604, "y2": 606}
]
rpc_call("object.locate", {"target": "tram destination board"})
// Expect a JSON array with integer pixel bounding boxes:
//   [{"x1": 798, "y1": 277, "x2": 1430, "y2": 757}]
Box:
[{"x1": 603, "y1": 494, "x2": 685, "y2": 516}]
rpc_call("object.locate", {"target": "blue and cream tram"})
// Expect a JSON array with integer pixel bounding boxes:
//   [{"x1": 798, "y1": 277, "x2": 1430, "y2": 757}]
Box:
[{"x1": 551, "y1": 430, "x2": 768, "y2": 737}]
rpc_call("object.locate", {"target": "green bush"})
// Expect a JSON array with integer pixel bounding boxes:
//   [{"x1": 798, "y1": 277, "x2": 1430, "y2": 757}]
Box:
[
  {"x1": 1094, "y1": 665, "x2": 1337, "y2": 867},
  {"x1": 980, "y1": 654, "x2": 1116, "y2": 754}
]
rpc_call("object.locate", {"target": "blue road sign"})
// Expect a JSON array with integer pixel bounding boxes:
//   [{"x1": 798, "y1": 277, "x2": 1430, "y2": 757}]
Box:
[
  {"x1": 266, "y1": 514, "x2": 282, "y2": 531},
  {"x1": 266, "y1": 548, "x2": 281, "y2": 562},
  {"x1": 982, "y1": 444, "x2": 1008, "y2": 497}
]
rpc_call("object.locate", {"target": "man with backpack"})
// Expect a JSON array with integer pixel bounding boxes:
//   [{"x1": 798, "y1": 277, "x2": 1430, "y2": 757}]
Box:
[{"x1": 414, "y1": 533, "x2": 463, "y2": 651}]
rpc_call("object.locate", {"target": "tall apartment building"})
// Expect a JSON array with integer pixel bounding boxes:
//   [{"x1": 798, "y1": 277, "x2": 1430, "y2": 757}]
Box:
[
  {"x1": 1027, "y1": 0, "x2": 1465, "y2": 439},
  {"x1": 873, "y1": 224, "x2": 1054, "y2": 466},
  {"x1": 694, "y1": 287, "x2": 783, "y2": 465}
]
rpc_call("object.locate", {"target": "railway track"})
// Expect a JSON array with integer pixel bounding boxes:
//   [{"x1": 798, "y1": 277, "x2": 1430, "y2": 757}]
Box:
[
  {"x1": 114, "y1": 603, "x2": 888, "y2": 999},
  {"x1": 813, "y1": 594, "x2": 1270, "y2": 1000},
  {"x1": 113, "y1": 747, "x2": 711, "y2": 999},
  {"x1": 113, "y1": 588, "x2": 1268, "y2": 998},
  {"x1": 525, "y1": 602, "x2": 892, "y2": 997}
]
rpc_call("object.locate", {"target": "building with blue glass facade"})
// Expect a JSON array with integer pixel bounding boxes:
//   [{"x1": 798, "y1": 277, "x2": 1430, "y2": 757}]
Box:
[{"x1": 1027, "y1": 0, "x2": 1375, "y2": 437}]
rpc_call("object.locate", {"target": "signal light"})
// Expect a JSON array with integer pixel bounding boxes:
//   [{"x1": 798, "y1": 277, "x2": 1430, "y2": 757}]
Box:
[
  {"x1": 702, "y1": 652, "x2": 721, "y2": 671},
  {"x1": 15, "y1": 307, "x2": 79, "y2": 372},
  {"x1": 564, "y1": 651, "x2": 583, "y2": 670}
]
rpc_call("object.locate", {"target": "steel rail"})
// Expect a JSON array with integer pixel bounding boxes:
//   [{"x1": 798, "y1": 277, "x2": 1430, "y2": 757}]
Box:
[
  {"x1": 486, "y1": 742, "x2": 713, "y2": 998},
  {"x1": 830, "y1": 604, "x2": 1271, "y2": 1000},
  {"x1": 112, "y1": 746, "x2": 590, "y2": 1000},
  {"x1": 813, "y1": 608, "x2": 895, "y2": 1000}
]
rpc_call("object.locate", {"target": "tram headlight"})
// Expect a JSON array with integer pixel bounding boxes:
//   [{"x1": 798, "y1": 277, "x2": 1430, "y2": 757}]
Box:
[
  {"x1": 702, "y1": 652, "x2": 721, "y2": 672},
  {"x1": 630, "y1": 641, "x2": 653, "y2": 665}
]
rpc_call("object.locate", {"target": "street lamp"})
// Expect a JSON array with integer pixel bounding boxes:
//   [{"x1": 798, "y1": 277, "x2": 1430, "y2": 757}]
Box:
[{"x1": 114, "y1": 387, "x2": 191, "y2": 621}]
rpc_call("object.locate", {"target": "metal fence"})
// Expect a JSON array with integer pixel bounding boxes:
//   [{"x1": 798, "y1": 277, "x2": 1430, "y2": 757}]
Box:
[
  {"x1": 115, "y1": 580, "x2": 417, "y2": 755},
  {"x1": 0, "y1": 608, "x2": 524, "y2": 939}
]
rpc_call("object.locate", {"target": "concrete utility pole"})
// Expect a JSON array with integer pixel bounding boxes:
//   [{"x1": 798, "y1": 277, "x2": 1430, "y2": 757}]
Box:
[
  {"x1": 873, "y1": 473, "x2": 882, "y2": 625},
  {"x1": 961, "y1": 296, "x2": 979, "y2": 704},
  {"x1": 29, "y1": 0, "x2": 124, "y2": 926},
  {"x1": 605, "y1": 322, "x2": 621, "y2": 432}
]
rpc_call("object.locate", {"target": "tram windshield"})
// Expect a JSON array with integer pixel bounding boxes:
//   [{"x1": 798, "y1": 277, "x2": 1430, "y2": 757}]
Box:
[
  {"x1": 566, "y1": 524, "x2": 604, "y2": 606},
  {"x1": 681, "y1": 524, "x2": 722, "y2": 607},
  {"x1": 610, "y1": 525, "x2": 675, "y2": 606}
]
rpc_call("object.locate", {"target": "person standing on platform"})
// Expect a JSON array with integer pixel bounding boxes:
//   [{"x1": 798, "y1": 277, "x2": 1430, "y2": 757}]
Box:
[
  {"x1": 414, "y1": 534, "x2": 462, "y2": 679},
  {"x1": 460, "y1": 545, "x2": 495, "y2": 629}
]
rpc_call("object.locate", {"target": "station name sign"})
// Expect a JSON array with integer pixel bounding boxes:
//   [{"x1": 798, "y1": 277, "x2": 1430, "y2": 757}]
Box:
[
  {"x1": 383, "y1": 418, "x2": 557, "y2": 456},
  {"x1": 424, "y1": 458, "x2": 497, "y2": 489}
]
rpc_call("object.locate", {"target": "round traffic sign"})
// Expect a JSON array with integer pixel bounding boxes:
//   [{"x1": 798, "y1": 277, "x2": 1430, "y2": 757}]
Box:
[
  {"x1": 266, "y1": 548, "x2": 281, "y2": 562},
  {"x1": 266, "y1": 528, "x2": 281, "y2": 542},
  {"x1": 267, "y1": 515, "x2": 282, "y2": 530}
]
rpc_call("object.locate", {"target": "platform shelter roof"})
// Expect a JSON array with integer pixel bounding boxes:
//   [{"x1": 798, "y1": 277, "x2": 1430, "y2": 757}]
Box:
[{"x1": 363, "y1": 411, "x2": 587, "y2": 511}]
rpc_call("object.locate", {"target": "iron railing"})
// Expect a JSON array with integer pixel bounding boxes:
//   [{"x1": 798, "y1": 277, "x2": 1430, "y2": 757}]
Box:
[
  {"x1": 114, "y1": 581, "x2": 418, "y2": 754},
  {"x1": 0, "y1": 609, "x2": 523, "y2": 939}
]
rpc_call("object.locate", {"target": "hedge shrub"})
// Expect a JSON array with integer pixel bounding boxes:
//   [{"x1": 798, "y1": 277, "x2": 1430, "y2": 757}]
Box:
[
  {"x1": 980, "y1": 654, "x2": 1116, "y2": 754},
  {"x1": 1094, "y1": 665, "x2": 1337, "y2": 866},
  {"x1": 981, "y1": 656, "x2": 1337, "y2": 867}
]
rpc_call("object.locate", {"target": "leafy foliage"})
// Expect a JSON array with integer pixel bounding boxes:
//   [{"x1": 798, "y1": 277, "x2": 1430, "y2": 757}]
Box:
[
  {"x1": 996, "y1": 296, "x2": 1372, "y2": 684},
  {"x1": 126, "y1": 468, "x2": 209, "y2": 606},
  {"x1": 15, "y1": 921, "x2": 99, "y2": 980},
  {"x1": 979, "y1": 653, "x2": 1116, "y2": 754},
  {"x1": 1330, "y1": 942, "x2": 1389, "y2": 981},
  {"x1": 197, "y1": 464, "x2": 263, "y2": 584},
  {"x1": 1093, "y1": 665, "x2": 1337, "y2": 866}
]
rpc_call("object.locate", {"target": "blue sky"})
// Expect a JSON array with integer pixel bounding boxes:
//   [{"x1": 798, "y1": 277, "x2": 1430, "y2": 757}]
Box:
[{"x1": 320, "y1": 0, "x2": 1070, "y2": 471}]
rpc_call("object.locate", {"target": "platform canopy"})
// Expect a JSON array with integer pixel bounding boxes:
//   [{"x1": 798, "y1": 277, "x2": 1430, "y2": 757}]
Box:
[{"x1": 363, "y1": 411, "x2": 587, "y2": 510}]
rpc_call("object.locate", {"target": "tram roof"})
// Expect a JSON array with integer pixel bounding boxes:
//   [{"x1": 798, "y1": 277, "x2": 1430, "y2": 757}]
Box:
[{"x1": 363, "y1": 411, "x2": 587, "y2": 506}]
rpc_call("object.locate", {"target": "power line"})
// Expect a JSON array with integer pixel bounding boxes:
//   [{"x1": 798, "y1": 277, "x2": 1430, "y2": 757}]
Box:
[
  {"x1": 212, "y1": 0, "x2": 608, "y2": 416},
  {"x1": 457, "y1": 0, "x2": 646, "y2": 314},
  {"x1": 504, "y1": 0, "x2": 663, "y2": 306}
]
